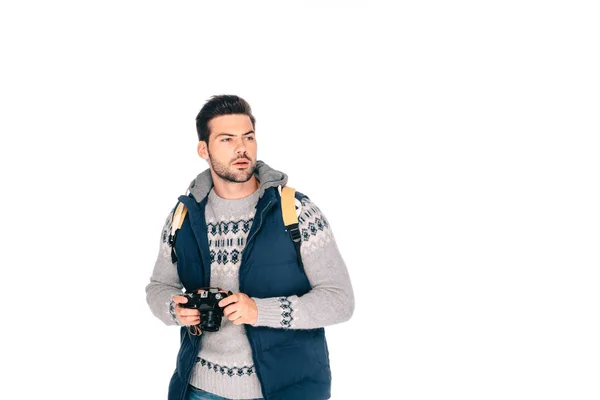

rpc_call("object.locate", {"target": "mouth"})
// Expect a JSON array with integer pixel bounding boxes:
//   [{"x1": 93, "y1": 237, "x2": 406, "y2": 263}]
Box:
[{"x1": 232, "y1": 160, "x2": 250, "y2": 168}]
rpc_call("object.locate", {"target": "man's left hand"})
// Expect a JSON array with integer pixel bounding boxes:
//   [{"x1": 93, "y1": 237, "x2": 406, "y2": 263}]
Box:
[{"x1": 219, "y1": 293, "x2": 258, "y2": 325}]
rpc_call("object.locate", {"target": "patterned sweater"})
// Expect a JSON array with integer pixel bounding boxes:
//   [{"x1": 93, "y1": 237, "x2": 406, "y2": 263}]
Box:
[{"x1": 146, "y1": 186, "x2": 354, "y2": 399}]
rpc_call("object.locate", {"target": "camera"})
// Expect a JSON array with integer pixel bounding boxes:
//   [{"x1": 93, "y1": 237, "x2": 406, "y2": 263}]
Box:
[{"x1": 179, "y1": 287, "x2": 232, "y2": 332}]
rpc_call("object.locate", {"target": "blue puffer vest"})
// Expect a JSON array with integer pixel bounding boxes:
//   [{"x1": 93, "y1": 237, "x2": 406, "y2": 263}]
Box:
[{"x1": 167, "y1": 186, "x2": 332, "y2": 400}]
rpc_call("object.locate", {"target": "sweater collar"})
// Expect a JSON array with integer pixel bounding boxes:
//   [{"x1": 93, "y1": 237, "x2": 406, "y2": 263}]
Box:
[{"x1": 185, "y1": 160, "x2": 288, "y2": 203}]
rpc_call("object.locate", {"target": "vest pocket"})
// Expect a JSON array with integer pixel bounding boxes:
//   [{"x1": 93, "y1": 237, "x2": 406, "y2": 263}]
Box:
[
  {"x1": 176, "y1": 327, "x2": 200, "y2": 379},
  {"x1": 260, "y1": 340, "x2": 319, "y2": 389}
]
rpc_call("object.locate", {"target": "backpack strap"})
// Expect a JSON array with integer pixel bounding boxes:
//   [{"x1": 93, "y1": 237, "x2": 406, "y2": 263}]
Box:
[
  {"x1": 168, "y1": 202, "x2": 188, "y2": 263},
  {"x1": 172, "y1": 202, "x2": 188, "y2": 233},
  {"x1": 281, "y1": 186, "x2": 304, "y2": 273},
  {"x1": 168, "y1": 188, "x2": 304, "y2": 272}
]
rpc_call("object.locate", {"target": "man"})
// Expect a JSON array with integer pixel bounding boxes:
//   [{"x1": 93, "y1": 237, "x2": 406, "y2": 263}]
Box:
[{"x1": 146, "y1": 95, "x2": 354, "y2": 400}]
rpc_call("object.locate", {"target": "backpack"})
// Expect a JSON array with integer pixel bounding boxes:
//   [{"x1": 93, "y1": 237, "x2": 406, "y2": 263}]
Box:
[{"x1": 168, "y1": 186, "x2": 304, "y2": 272}]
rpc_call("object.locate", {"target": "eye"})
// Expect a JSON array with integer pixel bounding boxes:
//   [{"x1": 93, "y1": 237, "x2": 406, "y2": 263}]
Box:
[
  {"x1": 221, "y1": 138, "x2": 231, "y2": 142},
  {"x1": 245, "y1": 136, "x2": 255, "y2": 141}
]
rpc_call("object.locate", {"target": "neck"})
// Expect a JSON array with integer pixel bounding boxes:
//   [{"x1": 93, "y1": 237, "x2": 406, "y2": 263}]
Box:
[{"x1": 211, "y1": 173, "x2": 260, "y2": 200}]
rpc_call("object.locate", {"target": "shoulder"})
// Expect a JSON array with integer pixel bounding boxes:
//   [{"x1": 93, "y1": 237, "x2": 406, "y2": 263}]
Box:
[
  {"x1": 278, "y1": 186, "x2": 331, "y2": 234},
  {"x1": 290, "y1": 192, "x2": 333, "y2": 251},
  {"x1": 293, "y1": 190, "x2": 309, "y2": 218},
  {"x1": 160, "y1": 202, "x2": 180, "y2": 245}
]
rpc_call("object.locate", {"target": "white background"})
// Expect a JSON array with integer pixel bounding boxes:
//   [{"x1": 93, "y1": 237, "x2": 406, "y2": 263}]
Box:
[{"x1": 1, "y1": 1, "x2": 599, "y2": 399}]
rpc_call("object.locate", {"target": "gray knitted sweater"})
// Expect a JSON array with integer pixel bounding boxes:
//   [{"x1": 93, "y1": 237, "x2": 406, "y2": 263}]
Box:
[{"x1": 146, "y1": 161, "x2": 354, "y2": 400}]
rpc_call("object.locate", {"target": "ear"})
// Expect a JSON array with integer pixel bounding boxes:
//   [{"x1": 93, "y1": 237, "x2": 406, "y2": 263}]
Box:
[{"x1": 197, "y1": 141, "x2": 209, "y2": 161}]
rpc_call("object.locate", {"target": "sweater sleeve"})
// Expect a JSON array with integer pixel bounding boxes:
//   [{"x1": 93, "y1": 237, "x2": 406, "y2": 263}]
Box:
[
  {"x1": 251, "y1": 197, "x2": 354, "y2": 329},
  {"x1": 145, "y1": 205, "x2": 184, "y2": 326}
]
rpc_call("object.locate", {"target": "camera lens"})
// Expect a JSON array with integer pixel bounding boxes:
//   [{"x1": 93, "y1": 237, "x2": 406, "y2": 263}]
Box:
[{"x1": 200, "y1": 310, "x2": 223, "y2": 332}]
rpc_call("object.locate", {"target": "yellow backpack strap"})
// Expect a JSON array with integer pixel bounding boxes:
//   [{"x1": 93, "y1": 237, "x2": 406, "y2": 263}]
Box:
[
  {"x1": 169, "y1": 202, "x2": 188, "y2": 263},
  {"x1": 281, "y1": 186, "x2": 298, "y2": 227},
  {"x1": 281, "y1": 186, "x2": 304, "y2": 272},
  {"x1": 171, "y1": 202, "x2": 188, "y2": 234}
]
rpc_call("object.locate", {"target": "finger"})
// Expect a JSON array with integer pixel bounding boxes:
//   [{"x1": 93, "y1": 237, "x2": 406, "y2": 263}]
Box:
[
  {"x1": 181, "y1": 315, "x2": 200, "y2": 323},
  {"x1": 196, "y1": 288, "x2": 206, "y2": 294},
  {"x1": 173, "y1": 295, "x2": 187, "y2": 304},
  {"x1": 178, "y1": 309, "x2": 200, "y2": 317},
  {"x1": 181, "y1": 313, "x2": 200, "y2": 321},
  {"x1": 223, "y1": 304, "x2": 239, "y2": 317},
  {"x1": 219, "y1": 294, "x2": 238, "y2": 308},
  {"x1": 181, "y1": 316, "x2": 200, "y2": 326},
  {"x1": 227, "y1": 310, "x2": 242, "y2": 321},
  {"x1": 177, "y1": 313, "x2": 200, "y2": 319}
]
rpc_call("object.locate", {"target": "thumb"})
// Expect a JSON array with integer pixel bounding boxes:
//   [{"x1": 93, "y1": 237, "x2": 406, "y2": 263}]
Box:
[{"x1": 173, "y1": 295, "x2": 188, "y2": 304}]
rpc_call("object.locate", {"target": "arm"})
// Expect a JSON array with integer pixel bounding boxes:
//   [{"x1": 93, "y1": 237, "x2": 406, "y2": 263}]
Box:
[
  {"x1": 251, "y1": 197, "x2": 355, "y2": 330},
  {"x1": 145, "y1": 206, "x2": 184, "y2": 326}
]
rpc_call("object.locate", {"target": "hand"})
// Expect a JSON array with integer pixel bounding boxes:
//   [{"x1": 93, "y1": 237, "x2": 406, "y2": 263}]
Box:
[
  {"x1": 219, "y1": 292, "x2": 258, "y2": 326},
  {"x1": 172, "y1": 290, "x2": 203, "y2": 327}
]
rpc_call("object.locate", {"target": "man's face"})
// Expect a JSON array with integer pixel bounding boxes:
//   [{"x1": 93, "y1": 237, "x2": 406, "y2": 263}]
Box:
[{"x1": 199, "y1": 114, "x2": 257, "y2": 183}]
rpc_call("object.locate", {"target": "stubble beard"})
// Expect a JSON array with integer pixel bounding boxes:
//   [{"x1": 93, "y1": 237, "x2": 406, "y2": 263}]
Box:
[{"x1": 208, "y1": 151, "x2": 255, "y2": 183}]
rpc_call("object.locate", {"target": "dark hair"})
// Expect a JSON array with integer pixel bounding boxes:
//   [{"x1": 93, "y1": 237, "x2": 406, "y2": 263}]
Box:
[{"x1": 195, "y1": 95, "x2": 256, "y2": 144}]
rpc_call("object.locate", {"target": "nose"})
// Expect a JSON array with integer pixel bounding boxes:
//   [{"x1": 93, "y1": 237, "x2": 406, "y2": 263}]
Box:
[{"x1": 235, "y1": 141, "x2": 248, "y2": 157}]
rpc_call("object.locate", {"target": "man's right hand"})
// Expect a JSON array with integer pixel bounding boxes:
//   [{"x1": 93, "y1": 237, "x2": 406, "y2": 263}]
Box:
[{"x1": 172, "y1": 295, "x2": 201, "y2": 326}]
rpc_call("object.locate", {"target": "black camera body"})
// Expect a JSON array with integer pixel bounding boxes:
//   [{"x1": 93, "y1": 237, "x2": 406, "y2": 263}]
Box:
[{"x1": 179, "y1": 287, "x2": 231, "y2": 332}]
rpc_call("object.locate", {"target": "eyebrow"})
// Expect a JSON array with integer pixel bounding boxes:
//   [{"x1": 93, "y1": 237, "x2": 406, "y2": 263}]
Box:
[{"x1": 214, "y1": 130, "x2": 255, "y2": 138}]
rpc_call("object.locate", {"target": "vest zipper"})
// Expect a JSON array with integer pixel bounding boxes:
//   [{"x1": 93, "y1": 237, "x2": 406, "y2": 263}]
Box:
[
  {"x1": 241, "y1": 199, "x2": 273, "y2": 400},
  {"x1": 239, "y1": 198, "x2": 274, "y2": 281},
  {"x1": 244, "y1": 199, "x2": 273, "y2": 260},
  {"x1": 245, "y1": 324, "x2": 269, "y2": 400},
  {"x1": 180, "y1": 334, "x2": 201, "y2": 400}
]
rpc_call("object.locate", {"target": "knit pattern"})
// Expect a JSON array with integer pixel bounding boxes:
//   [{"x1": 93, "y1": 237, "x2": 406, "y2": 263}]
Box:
[
  {"x1": 168, "y1": 300, "x2": 180, "y2": 325},
  {"x1": 160, "y1": 206, "x2": 176, "y2": 259},
  {"x1": 206, "y1": 213, "x2": 255, "y2": 279},
  {"x1": 279, "y1": 297, "x2": 294, "y2": 328},
  {"x1": 196, "y1": 357, "x2": 255, "y2": 377},
  {"x1": 298, "y1": 198, "x2": 334, "y2": 256}
]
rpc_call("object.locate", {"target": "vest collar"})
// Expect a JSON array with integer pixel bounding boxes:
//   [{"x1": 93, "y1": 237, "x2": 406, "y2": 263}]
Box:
[{"x1": 185, "y1": 160, "x2": 288, "y2": 203}]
